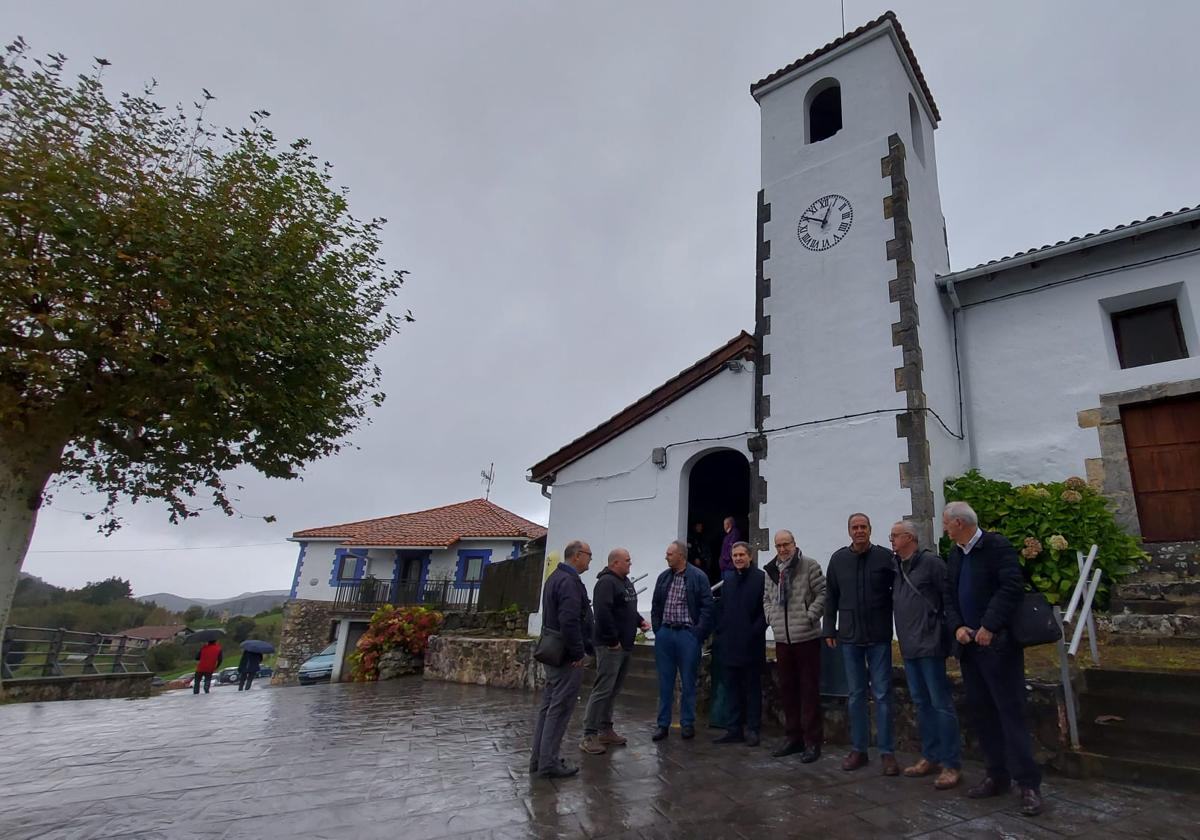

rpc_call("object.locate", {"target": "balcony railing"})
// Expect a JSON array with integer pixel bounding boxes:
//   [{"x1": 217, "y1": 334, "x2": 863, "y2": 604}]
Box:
[
  {"x1": 332, "y1": 577, "x2": 480, "y2": 613},
  {"x1": 2, "y1": 626, "x2": 151, "y2": 680}
]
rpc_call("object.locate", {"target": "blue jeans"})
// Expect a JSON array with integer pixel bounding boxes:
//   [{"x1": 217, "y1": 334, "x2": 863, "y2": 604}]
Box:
[
  {"x1": 841, "y1": 642, "x2": 894, "y2": 754},
  {"x1": 904, "y1": 656, "x2": 961, "y2": 769},
  {"x1": 654, "y1": 626, "x2": 701, "y2": 728}
]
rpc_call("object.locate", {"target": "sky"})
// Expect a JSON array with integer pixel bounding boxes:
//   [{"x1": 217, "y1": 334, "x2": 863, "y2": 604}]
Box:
[{"x1": 9, "y1": 0, "x2": 1200, "y2": 598}]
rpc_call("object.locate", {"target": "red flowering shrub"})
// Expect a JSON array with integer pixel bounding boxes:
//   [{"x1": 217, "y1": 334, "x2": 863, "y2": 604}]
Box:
[{"x1": 349, "y1": 604, "x2": 444, "y2": 681}]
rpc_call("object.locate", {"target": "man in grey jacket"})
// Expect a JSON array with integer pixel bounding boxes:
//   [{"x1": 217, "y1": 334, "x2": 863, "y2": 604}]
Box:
[
  {"x1": 889, "y1": 521, "x2": 961, "y2": 790},
  {"x1": 763, "y1": 529, "x2": 826, "y2": 761}
]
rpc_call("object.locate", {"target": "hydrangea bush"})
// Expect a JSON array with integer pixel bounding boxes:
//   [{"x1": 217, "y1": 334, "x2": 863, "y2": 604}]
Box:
[
  {"x1": 350, "y1": 604, "x2": 444, "y2": 681},
  {"x1": 941, "y1": 470, "x2": 1146, "y2": 606}
]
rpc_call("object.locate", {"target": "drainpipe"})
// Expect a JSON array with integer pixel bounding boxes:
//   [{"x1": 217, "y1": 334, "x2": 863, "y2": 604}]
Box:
[
  {"x1": 539, "y1": 481, "x2": 552, "y2": 500},
  {"x1": 945, "y1": 279, "x2": 978, "y2": 468}
]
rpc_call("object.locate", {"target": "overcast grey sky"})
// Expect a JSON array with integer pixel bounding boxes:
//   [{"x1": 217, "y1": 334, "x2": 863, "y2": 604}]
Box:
[{"x1": 9, "y1": 1, "x2": 1200, "y2": 598}]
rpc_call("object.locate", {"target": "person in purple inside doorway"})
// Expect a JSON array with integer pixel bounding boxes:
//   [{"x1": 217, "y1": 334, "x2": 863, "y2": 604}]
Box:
[{"x1": 718, "y1": 517, "x2": 742, "y2": 575}]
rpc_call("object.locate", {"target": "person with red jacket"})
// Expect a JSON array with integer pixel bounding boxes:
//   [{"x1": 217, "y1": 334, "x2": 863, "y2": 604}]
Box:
[{"x1": 194, "y1": 640, "x2": 223, "y2": 694}]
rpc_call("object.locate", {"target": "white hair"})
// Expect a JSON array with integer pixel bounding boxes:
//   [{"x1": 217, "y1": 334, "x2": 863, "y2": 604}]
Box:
[
  {"x1": 891, "y1": 520, "x2": 919, "y2": 542},
  {"x1": 943, "y1": 501, "x2": 979, "y2": 527}
]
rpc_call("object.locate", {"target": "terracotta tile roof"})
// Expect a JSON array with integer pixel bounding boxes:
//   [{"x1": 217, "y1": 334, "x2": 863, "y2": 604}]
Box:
[
  {"x1": 120, "y1": 624, "x2": 189, "y2": 641},
  {"x1": 941, "y1": 205, "x2": 1200, "y2": 282},
  {"x1": 750, "y1": 10, "x2": 940, "y2": 123},
  {"x1": 529, "y1": 332, "x2": 757, "y2": 484},
  {"x1": 292, "y1": 499, "x2": 547, "y2": 547}
]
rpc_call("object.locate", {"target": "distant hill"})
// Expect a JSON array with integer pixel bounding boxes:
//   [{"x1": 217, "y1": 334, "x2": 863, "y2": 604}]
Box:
[{"x1": 136, "y1": 590, "x2": 289, "y2": 616}]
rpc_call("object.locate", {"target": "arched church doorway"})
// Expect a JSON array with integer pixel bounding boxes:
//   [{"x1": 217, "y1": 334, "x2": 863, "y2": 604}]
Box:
[{"x1": 683, "y1": 448, "x2": 750, "y2": 585}]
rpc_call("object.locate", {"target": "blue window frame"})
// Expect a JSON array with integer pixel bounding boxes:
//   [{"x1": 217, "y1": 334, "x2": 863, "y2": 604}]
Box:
[
  {"x1": 329, "y1": 548, "x2": 367, "y2": 586},
  {"x1": 454, "y1": 548, "x2": 492, "y2": 589}
]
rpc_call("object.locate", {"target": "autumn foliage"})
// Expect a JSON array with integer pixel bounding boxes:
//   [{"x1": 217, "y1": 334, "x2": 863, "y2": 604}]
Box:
[{"x1": 350, "y1": 604, "x2": 443, "y2": 681}]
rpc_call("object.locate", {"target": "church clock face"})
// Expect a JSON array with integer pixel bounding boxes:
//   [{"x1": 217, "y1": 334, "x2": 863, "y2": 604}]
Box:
[{"x1": 797, "y1": 194, "x2": 853, "y2": 251}]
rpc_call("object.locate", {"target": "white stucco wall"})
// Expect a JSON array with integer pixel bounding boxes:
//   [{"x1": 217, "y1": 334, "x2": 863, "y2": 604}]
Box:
[
  {"x1": 756, "y1": 24, "x2": 966, "y2": 564},
  {"x1": 953, "y1": 227, "x2": 1200, "y2": 484},
  {"x1": 532, "y1": 365, "x2": 755, "y2": 632}
]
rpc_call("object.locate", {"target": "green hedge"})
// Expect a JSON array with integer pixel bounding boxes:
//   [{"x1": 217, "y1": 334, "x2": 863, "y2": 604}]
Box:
[{"x1": 941, "y1": 470, "x2": 1145, "y2": 606}]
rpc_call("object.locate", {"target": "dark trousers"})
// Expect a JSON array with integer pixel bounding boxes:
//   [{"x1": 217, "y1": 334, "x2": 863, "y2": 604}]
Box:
[
  {"x1": 725, "y1": 662, "x2": 763, "y2": 735},
  {"x1": 238, "y1": 671, "x2": 257, "y2": 691},
  {"x1": 193, "y1": 672, "x2": 212, "y2": 694},
  {"x1": 776, "y1": 639, "x2": 822, "y2": 746},
  {"x1": 531, "y1": 662, "x2": 584, "y2": 770},
  {"x1": 583, "y1": 647, "x2": 631, "y2": 735},
  {"x1": 960, "y1": 644, "x2": 1041, "y2": 790}
]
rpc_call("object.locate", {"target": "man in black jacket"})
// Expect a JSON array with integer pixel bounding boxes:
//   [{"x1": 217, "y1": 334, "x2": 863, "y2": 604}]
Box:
[
  {"x1": 530, "y1": 539, "x2": 595, "y2": 779},
  {"x1": 823, "y1": 512, "x2": 898, "y2": 774},
  {"x1": 942, "y1": 502, "x2": 1042, "y2": 817},
  {"x1": 580, "y1": 547, "x2": 649, "y2": 755},
  {"x1": 713, "y1": 541, "x2": 767, "y2": 746}
]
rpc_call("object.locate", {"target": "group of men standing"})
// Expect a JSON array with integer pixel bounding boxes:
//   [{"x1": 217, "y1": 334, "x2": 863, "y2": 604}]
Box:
[{"x1": 530, "y1": 501, "x2": 1043, "y2": 818}]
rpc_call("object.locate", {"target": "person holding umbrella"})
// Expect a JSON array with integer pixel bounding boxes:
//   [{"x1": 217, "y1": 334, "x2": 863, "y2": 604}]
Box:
[
  {"x1": 238, "y1": 640, "x2": 274, "y2": 691},
  {"x1": 194, "y1": 638, "x2": 223, "y2": 694}
]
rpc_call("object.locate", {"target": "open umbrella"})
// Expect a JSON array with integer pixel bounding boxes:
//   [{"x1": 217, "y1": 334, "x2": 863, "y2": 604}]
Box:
[
  {"x1": 186, "y1": 629, "x2": 226, "y2": 643},
  {"x1": 240, "y1": 639, "x2": 275, "y2": 654}
]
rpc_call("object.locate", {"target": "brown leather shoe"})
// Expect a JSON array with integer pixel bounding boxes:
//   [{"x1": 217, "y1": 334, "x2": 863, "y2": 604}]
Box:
[
  {"x1": 903, "y1": 758, "x2": 940, "y2": 777},
  {"x1": 1020, "y1": 787, "x2": 1044, "y2": 817},
  {"x1": 933, "y1": 767, "x2": 962, "y2": 790},
  {"x1": 881, "y1": 754, "x2": 900, "y2": 776},
  {"x1": 841, "y1": 750, "x2": 869, "y2": 771},
  {"x1": 598, "y1": 729, "x2": 627, "y2": 746},
  {"x1": 966, "y1": 776, "x2": 1008, "y2": 798}
]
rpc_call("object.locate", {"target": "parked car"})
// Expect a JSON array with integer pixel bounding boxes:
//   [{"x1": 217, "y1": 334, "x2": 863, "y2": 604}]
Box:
[
  {"x1": 215, "y1": 666, "x2": 241, "y2": 685},
  {"x1": 297, "y1": 643, "x2": 337, "y2": 685},
  {"x1": 257, "y1": 665, "x2": 273, "y2": 679}
]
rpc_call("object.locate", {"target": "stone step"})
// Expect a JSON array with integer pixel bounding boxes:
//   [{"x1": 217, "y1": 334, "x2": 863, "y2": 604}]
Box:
[
  {"x1": 1080, "y1": 691, "x2": 1200, "y2": 734},
  {"x1": 1109, "y1": 598, "x2": 1198, "y2": 615},
  {"x1": 1106, "y1": 634, "x2": 1200, "y2": 648},
  {"x1": 1109, "y1": 612, "x2": 1200, "y2": 637},
  {"x1": 1079, "y1": 724, "x2": 1200, "y2": 766},
  {"x1": 1139, "y1": 542, "x2": 1200, "y2": 575},
  {"x1": 1113, "y1": 580, "x2": 1200, "y2": 602},
  {"x1": 1082, "y1": 667, "x2": 1200, "y2": 705},
  {"x1": 1062, "y1": 750, "x2": 1200, "y2": 792}
]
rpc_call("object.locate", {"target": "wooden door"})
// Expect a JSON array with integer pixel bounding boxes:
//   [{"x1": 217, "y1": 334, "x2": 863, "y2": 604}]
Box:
[{"x1": 1121, "y1": 395, "x2": 1200, "y2": 541}]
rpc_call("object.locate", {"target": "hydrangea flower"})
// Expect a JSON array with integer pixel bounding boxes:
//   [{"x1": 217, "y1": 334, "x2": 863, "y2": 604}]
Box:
[
  {"x1": 1048, "y1": 534, "x2": 1069, "y2": 551},
  {"x1": 1021, "y1": 537, "x2": 1043, "y2": 559},
  {"x1": 1061, "y1": 490, "x2": 1083, "y2": 503}
]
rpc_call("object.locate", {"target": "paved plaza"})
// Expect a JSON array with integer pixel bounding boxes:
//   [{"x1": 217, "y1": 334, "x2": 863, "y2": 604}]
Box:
[{"x1": 1, "y1": 678, "x2": 1198, "y2": 839}]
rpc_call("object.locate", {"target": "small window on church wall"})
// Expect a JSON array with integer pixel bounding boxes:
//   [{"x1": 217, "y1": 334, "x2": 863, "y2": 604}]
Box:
[
  {"x1": 909, "y1": 94, "x2": 925, "y2": 165},
  {"x1": 806, "y1": 78, "x2": 842, "y2": 143},
  {"x1": 1112, "y1": 301, "x2": 1189, "y2": 369}
]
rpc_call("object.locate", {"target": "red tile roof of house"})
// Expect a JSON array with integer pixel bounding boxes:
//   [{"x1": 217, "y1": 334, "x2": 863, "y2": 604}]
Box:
[
  {"x1": 529, "y1": 332, "x2": 757, "y2": 484},
  {"x1": 120, "y1": 624, "x2": 189, "y2": 641},
  {"x1": 291, "y1": 499, "x2": 547, "y2": 547},
  {"x1": 750, "y1": 11, "x2": 940, "y2": 123}
]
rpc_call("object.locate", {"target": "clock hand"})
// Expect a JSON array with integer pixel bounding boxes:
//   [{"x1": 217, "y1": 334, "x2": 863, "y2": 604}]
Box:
[
  {"x1": 821, "y1": 204, "x2": 833, "y2": 227},
  {"x1": 800, "y1": 215, "x2": 825, "y2": 224}
]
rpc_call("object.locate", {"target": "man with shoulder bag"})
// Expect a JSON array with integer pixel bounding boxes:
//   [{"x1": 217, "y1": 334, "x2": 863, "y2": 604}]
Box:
[
  {"x1": 530, "y1": 540, "x2": 595, "y2": 779},
  {"x1": 888, "y1": 520, "x2": 961, "y2": 790},
  {"x1": 942, "y1": 502, "x2": 1043, "y2": 817}
]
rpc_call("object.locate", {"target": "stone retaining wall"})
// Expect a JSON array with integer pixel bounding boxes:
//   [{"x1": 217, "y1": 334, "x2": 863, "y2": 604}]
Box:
[
  {"x1": 1, "y1": 672, "x2": 154, "y2": 703},
  {"x1": 440, "y1": 610, "x2": 531, "y2": 638},
  {"x1": 424, "y1": 636, "x2": 541, "y2": 690},
  {"x1": 273, "y1": 599, "x2": 339, "y2": 685}
]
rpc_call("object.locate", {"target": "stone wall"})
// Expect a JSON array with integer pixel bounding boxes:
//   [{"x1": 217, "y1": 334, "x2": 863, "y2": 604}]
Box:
[
  {"x1": 273, "y1": 599, "x2": 339, "y2": 685},
  {"x1": 1, "y1": 672, "x2": 154, "y2": 703},
  {"x1": 424, "y1": 636, "x2": 542, "y2": 691},
  {"x1": 440, "y1": 610, "x2": 531, "y2": 638}
]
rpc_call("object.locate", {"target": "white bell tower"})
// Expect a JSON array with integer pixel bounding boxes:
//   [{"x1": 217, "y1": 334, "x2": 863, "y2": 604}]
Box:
[{"x1": 748, "y1": 13, "x2": 966, "y2": 560}]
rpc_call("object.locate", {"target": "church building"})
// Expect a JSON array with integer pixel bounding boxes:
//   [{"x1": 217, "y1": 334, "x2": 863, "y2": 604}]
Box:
[{"x1": 527, "y1": 12, "x2": 1200, "y2": 624}]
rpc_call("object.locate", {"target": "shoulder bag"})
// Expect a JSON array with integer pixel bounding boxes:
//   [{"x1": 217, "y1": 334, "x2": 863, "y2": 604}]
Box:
[{"x1": 1009, "y1": 591, "x2": 1062, "y2": 648}]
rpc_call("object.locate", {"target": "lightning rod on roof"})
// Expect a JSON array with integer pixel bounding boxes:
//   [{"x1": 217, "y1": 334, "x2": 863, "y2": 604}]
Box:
[{"x1": 480, "y1": 462, "x2": 495, "y2": 501}]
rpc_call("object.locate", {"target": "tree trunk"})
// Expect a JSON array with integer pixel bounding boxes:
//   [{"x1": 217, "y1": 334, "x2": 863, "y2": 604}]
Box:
[{"x1": 0, "y1": 435, "x2": 61, "y2": 653}]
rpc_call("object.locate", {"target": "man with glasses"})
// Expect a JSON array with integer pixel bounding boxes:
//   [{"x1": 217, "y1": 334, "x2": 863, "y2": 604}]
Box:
[
  {"x1": 650, "y1": 539, "x2": 714, "y2": 741},
  {"x1": 824, "y1": 513, "x2": 898, "y2": 774},
  {"x1": 530, "y1": 539, "x2": 595, "y2": 779},
  {"x1": 763, "y1": 530, "x2": 826, "y2": 761}
]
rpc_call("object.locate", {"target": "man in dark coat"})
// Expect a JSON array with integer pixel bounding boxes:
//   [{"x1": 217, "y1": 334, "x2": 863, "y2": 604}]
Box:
[
  {"x1": 650, "y1": 539, "x2": 714, "y2": 741},
  {"x1": 889, "y1": 520, "x2": 961, "y2": 790},
  {"x1": 942, "y1": 502, "x2": 1043, "y2": 817},
  {"x1": 718, "y1": 517, "x2": 742, "y2": 575},
  {"x1": 530, "y1": 539, "x2": 595, "y2": 779},
  {"x1": 237, "y1": 649, "x2": 264, "y2": 691},
  {"x1": 712, "y1": 541, "x2": 766, "y2": 746},
  {"x1": 823, "y1": 512, "x2": 898, "y2": 774},
  {"x1": 580, "y1": 547, "x2": 649, "y2": 755}
]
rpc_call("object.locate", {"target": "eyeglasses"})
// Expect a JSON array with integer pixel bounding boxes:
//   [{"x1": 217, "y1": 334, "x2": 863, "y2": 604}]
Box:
[
  {"x1": 578, "y1": 550, "x2": 593, "y2": 557},
  {"x1": 774, "y1": 541, "x2": 794, "y2": 549}
]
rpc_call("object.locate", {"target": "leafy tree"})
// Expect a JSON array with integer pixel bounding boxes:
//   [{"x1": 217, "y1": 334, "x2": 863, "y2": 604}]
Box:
[
  {"x1": 182, "y1": 605, "x2": 205, "y2": 623},
  {"x1": 77, "y1": 576, "x2": 132, "y2": 605},
  {"x1": 144, "y1": 641, "x2": 182, "y2": 673},
  {"x1": 0, "y1": 42, "x2": 408, "y2": 637},
  {"x1": 224, "y1": 614, "x2": 256, "y2": 643}
]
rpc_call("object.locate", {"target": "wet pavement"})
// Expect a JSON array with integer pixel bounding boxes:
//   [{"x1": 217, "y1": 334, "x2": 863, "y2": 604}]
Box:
[{"x1": 1, "y1": 678, "x2": 1197, "y2": 839}]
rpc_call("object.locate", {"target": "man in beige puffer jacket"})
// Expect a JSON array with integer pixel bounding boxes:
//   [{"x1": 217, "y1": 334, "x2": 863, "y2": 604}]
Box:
[{"x1": 763, "y1": 529, "x2": 827, "y2": 762}]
